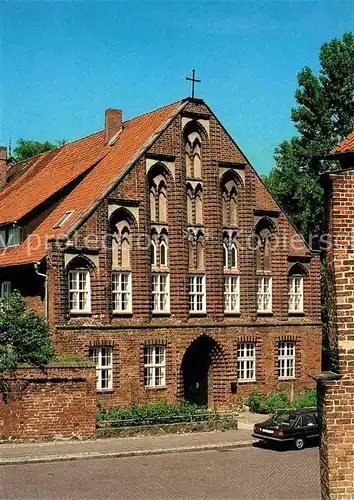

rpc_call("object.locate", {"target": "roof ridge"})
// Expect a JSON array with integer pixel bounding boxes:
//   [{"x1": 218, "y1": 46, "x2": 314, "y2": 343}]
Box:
[{"x1": 123, "y1": 98, "x2": 184, "y2": 126}]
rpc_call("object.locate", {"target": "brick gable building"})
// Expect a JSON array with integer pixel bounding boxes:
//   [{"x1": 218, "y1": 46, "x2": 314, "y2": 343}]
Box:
[{"x1": 0, "y1": 98, "x2": 321, "y2": 408}]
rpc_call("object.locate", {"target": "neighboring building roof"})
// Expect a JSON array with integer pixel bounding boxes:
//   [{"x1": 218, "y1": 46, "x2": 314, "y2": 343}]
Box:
[
  {"x1": 330, "y1": 130, "x2": 354, "y2": 154},
  {"x1": 0, "y1": 100, "x2": 185, "y2": 266}
]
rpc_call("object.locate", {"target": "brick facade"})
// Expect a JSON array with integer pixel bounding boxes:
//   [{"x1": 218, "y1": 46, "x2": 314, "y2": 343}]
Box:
[
  {"x1": 0, "y1": 98, "x2": 322, "y2": 409},
  {"x1": 318, "y1": 153, "x2": 354, "y2": 498},
  {"x1": 0, "y1": 363, "x2": 96, "y2": 440}
]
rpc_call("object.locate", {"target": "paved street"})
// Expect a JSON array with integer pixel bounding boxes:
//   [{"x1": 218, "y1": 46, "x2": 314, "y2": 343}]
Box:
[{"x1": 1, "y1": 445, "x2": 320, "y2": 500}]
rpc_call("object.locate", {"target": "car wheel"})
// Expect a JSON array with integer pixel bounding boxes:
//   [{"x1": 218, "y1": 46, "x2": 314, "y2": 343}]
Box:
[{"x1": 294, "y1": 438, "x2": 305, "y2": 450}]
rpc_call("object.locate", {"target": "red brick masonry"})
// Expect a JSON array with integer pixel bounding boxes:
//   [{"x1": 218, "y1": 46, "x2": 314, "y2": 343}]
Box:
[{"x1": 0, "y1": 362, "x2": 96, "y2": 440}]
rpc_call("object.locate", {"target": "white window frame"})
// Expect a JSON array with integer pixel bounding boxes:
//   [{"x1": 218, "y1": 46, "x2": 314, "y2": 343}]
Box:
[
  {"x1": 112, "y1": 272, "x2": 132, "y2": 313},
  {"x1": 160, "y1": 240, "x2": 168, "y2": 267},
  {"x1": 257, "y1": 276, "x2": 272, "y2": 313},
  {"x1": 288, "y1": 276, "x2": 304, "y2": 313},
  {"x1": 224, "y1": 275, "x2": 240, "y2": 313},
  {"x1": 7, "y1": 226, "x2": 21, "y2": 247},
  {"x1": 152, "y1": 273, "x2": 170, "y2": 313},
  {"x1": 189, "y1": 274, "x2": 206, "y2": 314},
  {"x1": 68, "y1": 269, "x2": 91, "y2": 313},
  {"x1": 144, "y1": 345, "x2": 166, "y2": 387},
  {"x1": 53, "y1": 210, "x2": 75, "y2": 229},
  {"x1": 90, "y1": 346, "x2": 113, "y2": 391},
  {"x1": 237, "y1": 342, "x2": 256, "y2": 382},
  {"x1": 278, "y1": 341, "x2": 295, "y2": 380}
]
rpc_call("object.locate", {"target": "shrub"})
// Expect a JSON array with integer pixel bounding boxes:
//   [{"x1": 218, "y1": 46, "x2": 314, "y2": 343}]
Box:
[
  {"x1": 0, "y1": 292, "x2": 54, "y2": 373},
  {"x1": 246, "y1": 388, "x2": 317, "y2": 414},
  {"x1": 53, "y1": 354, "x2": 89, "y2": 363},
  {"x1": 97, "y1": 401, "x2": 210, "y2": 426}
]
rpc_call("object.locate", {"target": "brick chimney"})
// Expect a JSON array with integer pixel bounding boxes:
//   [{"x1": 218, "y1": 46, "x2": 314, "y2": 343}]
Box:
[
  {"x1": 0, "y1": 146, "x2": 8, "y2": 189},
  {"x1": 105, "y1": 109, "x2": 122, "y2": 144}
]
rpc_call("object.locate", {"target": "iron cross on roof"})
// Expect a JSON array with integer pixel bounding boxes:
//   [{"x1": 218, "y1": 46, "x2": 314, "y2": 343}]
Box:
[{"x1": 186, "y1": 69, "x2": 201, "y2": 99}]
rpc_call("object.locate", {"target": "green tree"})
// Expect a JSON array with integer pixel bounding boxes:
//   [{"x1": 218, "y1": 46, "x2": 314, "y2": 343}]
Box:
[
  {"x1": 264, "y1": 32, "x2": 354, "y2": 238},
  {"x1": 14, "y1": 138, "x2": 66, "y2": 162},
  {"x1": 0, "y1": 292, "x2": 54, "y2": 373}
]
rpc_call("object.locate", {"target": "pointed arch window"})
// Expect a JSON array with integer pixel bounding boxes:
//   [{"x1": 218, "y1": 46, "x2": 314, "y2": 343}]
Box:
[
  {"x1": 231, "y1": 242, "x2": 237, "y2": 269},
  {"x1": 187, "y1": 186, "x2": 194, "y2": 225},
  {"x1": 158, "y1": 183, "x2": 167, "y2": 223},
  {"x1": 193, "y1": 140, "x2": 202, "y2": 178},
  {"x1": 195, "y1": 186, "x2": 203, "y2": 225},
  {"x1": 160, "y1": 240, "x2": 167, "y2": 267},
  {"x1": 150, "y1": 185, "x2": 157, "y2": 222},
  {"x1": 150, "y1": 239, "x2": 157, "y2": 267},
  {"x1": 223, "y1": 242, "x2": 229, "y2": 268},
  {"x1": 196, "y1": 232, "x2": 204, "y2": 270}
]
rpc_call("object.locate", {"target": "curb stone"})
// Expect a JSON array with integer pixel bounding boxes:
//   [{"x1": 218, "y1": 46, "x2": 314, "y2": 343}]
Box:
[{"x1": 0, "y1": 440, "x2": 254, "y2": 466}]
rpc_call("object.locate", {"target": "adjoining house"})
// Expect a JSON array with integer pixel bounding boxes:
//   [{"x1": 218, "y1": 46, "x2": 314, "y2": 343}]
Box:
[{"x1": 0, "y1": 97, "x2": 322, "y2": 408}]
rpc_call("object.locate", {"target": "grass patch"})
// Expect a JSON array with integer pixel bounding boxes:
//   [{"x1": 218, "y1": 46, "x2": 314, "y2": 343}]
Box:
[
  {"x1": 97, "y1": 401, "x2": 210, "y2": 427},
  {"x1": 247, "y1": 388, "x2": 317, "y2": 414}
]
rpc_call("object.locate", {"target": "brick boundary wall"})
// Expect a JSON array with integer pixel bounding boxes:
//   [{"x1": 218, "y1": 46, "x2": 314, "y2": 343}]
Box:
[
  {"x1": 0, "y1": 362, "x2": 96, "y2": 440},
  {"x1": 317, "y1": 168, "x2": 354, "y2": 499}
]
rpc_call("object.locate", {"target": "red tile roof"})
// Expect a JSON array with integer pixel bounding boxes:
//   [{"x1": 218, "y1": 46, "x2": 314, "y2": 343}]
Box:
[
  {"x1": 0, "y1": 100, "x2": 185, "y2": 266},
  {"x1": 330, "y1": 131, "x2": 354, "y2": 154}
]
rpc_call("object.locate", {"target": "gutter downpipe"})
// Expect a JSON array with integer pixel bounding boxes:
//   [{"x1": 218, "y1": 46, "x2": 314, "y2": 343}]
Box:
[{"x1": 34, "y1": 261, "x2": 48, "y2": 320}]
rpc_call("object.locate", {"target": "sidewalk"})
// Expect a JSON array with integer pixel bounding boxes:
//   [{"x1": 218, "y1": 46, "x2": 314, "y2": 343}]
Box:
[{"x1": 0, "y1": 428, "x2": 254, "y2": 466}]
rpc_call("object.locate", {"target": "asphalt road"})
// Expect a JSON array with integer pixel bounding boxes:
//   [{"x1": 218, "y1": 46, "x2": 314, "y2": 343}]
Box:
[{"x1": 1, "y1": 445, "x2": 321, "y2": 500}]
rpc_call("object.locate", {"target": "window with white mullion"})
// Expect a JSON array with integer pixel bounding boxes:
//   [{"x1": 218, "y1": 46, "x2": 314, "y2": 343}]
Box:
[
  {"x1": 288, "y1": 276, "x2": 303, "y2": 313},
  {"x1": 224, "y1": 276, "x2": 240, "y2": 313},
  {"x1": 257, "y1": 276, "x2": 272, "y2": 313},
  {"x1": 90, "y1": 346, "x2": 113, "y2": 390},
  {"x1": 112, "y1": 272, "x2": 132, "y2": 313},
  {"x1": 189, "y1": 275, "x2": 206, "y2": 313},
  {"x1": 278, "y1": 341, "x2": 295, "y2": 379},
  {"x1": 144, "y1": 345, "x2": 166, "y2": 387},
  {"x1": 237, "y1": 342, "x2": 256, "y2": 381},
  {"x1": 152, "y1": 273, "x2": 170, "y2": 313},
  {"x1": 69, "y1": 269, "x2": 91, "y2": 313}
]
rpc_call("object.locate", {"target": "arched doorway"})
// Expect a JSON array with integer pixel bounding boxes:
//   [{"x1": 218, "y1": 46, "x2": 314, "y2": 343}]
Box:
[{"x1": 181, "y1": 335, "x2": 226, "y2": 407}]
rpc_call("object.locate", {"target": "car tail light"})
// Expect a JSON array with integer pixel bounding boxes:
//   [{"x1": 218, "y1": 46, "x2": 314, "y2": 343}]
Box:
[
  {"x1": 254, "y1": 426, "x2": 260, "y2": 432},
  {"x1": 274, "y1": 430, "x2": 284, "y2": 437}
]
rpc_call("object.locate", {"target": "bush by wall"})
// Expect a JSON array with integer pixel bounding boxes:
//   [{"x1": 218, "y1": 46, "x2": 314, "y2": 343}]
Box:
[
  {"x1": 247, "y1": 388, "x2": 317, "y2": 413},
  {"x1": 97, "y1": 401, "x2": 211, "y2": 427}
]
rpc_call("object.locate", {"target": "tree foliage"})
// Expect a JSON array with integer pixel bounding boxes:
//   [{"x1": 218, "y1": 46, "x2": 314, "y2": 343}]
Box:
[
  {"x1": 14, "y1": 138, "x2": 66, "y2": 162},
  {"x1": 264, "y1": 32, "x2": 354, "y2": 238},
  {"x1": 0, "y1": 292, "x2": 54, "y2": 373}
]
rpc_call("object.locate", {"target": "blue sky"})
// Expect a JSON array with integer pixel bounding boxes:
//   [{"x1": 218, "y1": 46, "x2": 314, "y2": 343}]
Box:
[{"x1": 1, "y1": 1, "x2": 353, "y2": 174}]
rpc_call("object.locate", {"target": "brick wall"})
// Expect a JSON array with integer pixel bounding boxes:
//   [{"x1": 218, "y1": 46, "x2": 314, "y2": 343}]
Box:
[
  {"x1": 0, "y1": 363, "x2": 96, "y2": 440},
  {"x1": 319, "y1": 165, "x2": 354, "y2": 499}
]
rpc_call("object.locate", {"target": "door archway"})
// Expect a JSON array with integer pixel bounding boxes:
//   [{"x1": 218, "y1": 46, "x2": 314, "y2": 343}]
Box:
[{"x1": 181, "y1": 335, "x2": 226, "y2": 407}]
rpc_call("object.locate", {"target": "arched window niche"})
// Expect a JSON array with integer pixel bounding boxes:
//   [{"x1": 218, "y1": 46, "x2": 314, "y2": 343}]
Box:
[
  {"x1": 288, "y1": 263, "x2": 308, "y2": 314},
  {"x1": 221, "y1": 170, "x2": 242, "y2": 229},
  {"x1": 111, "y1": 216, "x2": 132, "y2": 270},
  {"x1": 66, "y1": 255, "x2": 94, "y2": 314},
  {"x1": 148, "y1": 164, "x2": 171, "y2": 224},
  {"x1": 255, "y1": 217, "x2": 276, "y2": 272},
  {"x1": 184, "y1": 123, "x2": 205, "y2": 180}
]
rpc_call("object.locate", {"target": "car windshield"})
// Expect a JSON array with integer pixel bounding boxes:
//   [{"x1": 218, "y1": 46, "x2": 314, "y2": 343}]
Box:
[{"x1": 270, "y1": 413, "x2": 297, "y2": 426}]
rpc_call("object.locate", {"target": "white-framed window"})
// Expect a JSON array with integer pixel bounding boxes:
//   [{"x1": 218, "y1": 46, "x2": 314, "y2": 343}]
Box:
[
  {"x1": 152, "y1": 273, "x2": 170, "y2": 313},
  {"x1": 288, "y1": 276, "x2": 303, "y2": 313},
  {"x1": 278, "y1": 341, "x2": 295, "y2": 379},
  {"x1": 0, "y1": 280, "x2": 11, "y2": 310},
  {"x1": 68, "y1": 269, "x2": 91, "y2": 313},
  {"x1": 150, "y1": 240, "x2": 157, "y2": 266},
  {"x1": 257, "y1": 276, "x2": 272, "y2": 313},
  {"x1": 7, "y1": 226, "x2": 21, "y2": 247},
  {"x1": 53, "y1": 211, "x2": 75, "y2": 229},
  {"x1": 112, "y1": 272, "x2": 132, "y2": 313},
  {"x1": 90, "y1": 346, "x2": 113, "y2": 390},
  {"x1": 224, "y1": 276, "x2": 240, "y2": 313},
  {"x1": 144, "y1": 345, "x2": 166, "y2": 387},
  {"x1": 189, "y1": 274, "x2": 206, "y2": 313},
  {"x1": 237, "y1": 342, "x2": 256, "y2": 382},
  {"x1": 160, "y1": 240, "x2": 167, "y2": 267}
]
